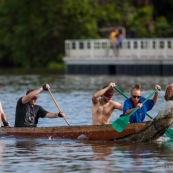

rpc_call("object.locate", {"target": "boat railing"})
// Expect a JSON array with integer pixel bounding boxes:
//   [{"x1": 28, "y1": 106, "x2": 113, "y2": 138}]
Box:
[{"x1": 64, "y1": 38, "x2": 173, "y2": 59}]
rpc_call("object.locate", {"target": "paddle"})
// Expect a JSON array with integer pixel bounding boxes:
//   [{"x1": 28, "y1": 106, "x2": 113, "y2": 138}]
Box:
[
  {"x1": 112, "y1": 88, "x2": 159, "y2": 132},
  {"x1": 114, "y1": 86, "x2": 173, "y2": 140},
  {"x1": 48, "y1": 88, "x2": 70, "y2": 126}
]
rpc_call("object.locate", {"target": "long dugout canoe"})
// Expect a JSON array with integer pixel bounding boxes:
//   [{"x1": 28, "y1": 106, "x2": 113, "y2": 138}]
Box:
[
  {"x1": 0, "y1": 122, "x2": 149, "y2": 140},
  {"x1": 0, "y1": 115, "x2": 172, "y2": 142}
]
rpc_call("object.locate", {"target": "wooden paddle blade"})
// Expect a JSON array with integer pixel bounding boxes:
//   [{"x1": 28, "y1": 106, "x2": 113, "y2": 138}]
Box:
[
  {"x1": 112, "y1": 115, "x2": 130, "y2": 133},
  {"x1": 165, "y1": 128, "x2": 173, "y2": 140}
]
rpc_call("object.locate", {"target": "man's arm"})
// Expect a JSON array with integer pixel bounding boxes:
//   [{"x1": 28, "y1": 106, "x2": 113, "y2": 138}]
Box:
[
  {"x1": 22, "y1": 84, "x2": 49, "y2": 104},
  {"x1": 92, "y1": 82, "x2": 116, "y2": 104},
  {"x1": 114, "y1": 102, "x2": 123, "y2": 111},
  {"x1": 152, "y1": 84, "x2": 161, "y2": 104},
  {"x1": 45, "y1": 112, "x2": 65, "y2": 118}
]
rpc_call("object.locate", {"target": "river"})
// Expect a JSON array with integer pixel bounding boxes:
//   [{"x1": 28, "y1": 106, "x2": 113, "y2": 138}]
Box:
[{"x1": 0, "y1": 74, "x2": 173, "y2": 173}]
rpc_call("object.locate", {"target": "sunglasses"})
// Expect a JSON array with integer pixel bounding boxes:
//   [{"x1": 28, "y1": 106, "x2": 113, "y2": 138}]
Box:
[{"x1": 132, "y1": 95, "x2": 141, "y2": 99}]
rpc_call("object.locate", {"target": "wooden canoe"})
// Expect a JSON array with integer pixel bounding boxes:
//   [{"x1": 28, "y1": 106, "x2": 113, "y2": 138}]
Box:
[{"x1": 0, "y1": 114, "x2": 173, "y2": 142}]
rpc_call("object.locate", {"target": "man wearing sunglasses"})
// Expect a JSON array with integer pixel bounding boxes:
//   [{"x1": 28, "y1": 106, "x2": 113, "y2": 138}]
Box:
[
  {"x1": 14, "y1": 84, "x2": 65, "y2": 127},
  {"x1": 92, "y1": 82, "x2": 123, "y2": 125},
  {"x1": 121, "y1": 83, "x2": 161, "y2": 123}
]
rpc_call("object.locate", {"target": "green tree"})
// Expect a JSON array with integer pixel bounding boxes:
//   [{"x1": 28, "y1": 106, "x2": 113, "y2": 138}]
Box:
[
  {"x1": 0, "y1": 0, "x2": 99, "y2": 68},
  {"x1": 0, "y1": 0, "x2": 172, "y2": 69}
]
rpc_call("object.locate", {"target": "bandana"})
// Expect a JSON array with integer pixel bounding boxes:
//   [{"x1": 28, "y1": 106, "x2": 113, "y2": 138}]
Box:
[{"x1": 104, "y1": 92, "x2": 113, "y2": 98}]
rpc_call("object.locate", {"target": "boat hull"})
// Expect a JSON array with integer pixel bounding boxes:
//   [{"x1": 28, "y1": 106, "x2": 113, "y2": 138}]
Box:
[
  {"x1": 0, "y1": 122, "x2": 149, "y2": 140},
  {"x1": 0, "y1": 115, "x2": 173, "y2": 142},
  {"x1": 118, "y1": 115, "x2": 173, "y2": 142}
]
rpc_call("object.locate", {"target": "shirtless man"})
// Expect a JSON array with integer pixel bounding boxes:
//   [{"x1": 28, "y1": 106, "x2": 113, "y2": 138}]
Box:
[{"x1": 92, "y1": 82, "x2": 123, "y2": 125}]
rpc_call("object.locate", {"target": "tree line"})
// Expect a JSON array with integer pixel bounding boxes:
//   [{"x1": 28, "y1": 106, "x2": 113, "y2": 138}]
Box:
[{"x1": 0, "y1": 0, "x2": 172, "y2": 69}]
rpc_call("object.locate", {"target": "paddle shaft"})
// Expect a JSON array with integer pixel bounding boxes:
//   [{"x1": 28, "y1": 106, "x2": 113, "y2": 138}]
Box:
[{"x1": 48, "y1": 88, "x2": 70, "y2": 126}]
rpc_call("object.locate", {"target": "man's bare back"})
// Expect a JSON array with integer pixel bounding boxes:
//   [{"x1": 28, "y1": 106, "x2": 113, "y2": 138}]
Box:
[{"x1": 92, "y1": 83, "x2": 123, "y2": 125}]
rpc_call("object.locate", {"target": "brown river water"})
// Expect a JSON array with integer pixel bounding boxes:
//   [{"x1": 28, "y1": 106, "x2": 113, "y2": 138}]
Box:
[{"x1": 0, "y1": 74, "x2": 173, "y2": 173}]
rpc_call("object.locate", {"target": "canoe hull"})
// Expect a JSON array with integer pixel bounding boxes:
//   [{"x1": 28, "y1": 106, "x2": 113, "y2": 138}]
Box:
[
  {"x1": 0, "y1": 122, "x2": 149, "y2": 140},
  {"x1": 0, "y1": 115, "x2": 173, "y2": 142}
]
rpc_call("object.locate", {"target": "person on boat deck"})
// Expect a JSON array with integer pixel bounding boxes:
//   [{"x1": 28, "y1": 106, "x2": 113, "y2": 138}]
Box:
[
  {"x1": 120, "y1": 83, "x2": 161, "y2": 123},
  {"x1": 14, "y1": 84, "x2": 66, "y2": 127},
  {"x1": 92, "y1": 82, "x2": 123, "y2": 125}
]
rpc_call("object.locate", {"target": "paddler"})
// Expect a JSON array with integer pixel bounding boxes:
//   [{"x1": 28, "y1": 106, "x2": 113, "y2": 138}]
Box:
[
  {"x1": 92, "y1": 82, "x2": 123, "y2": 125},
  {"x1": 120, "y1": 83, "x2": 161, "y2": 123},
  {"x1": 14, "y1": 84, "x2": 66, "y2": 127}
]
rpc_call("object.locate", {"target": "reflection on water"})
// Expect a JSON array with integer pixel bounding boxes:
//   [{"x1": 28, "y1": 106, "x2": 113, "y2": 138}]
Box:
[
  {"x1": 0, "y1": 138, "x2": 173, "y2": 173},
  {"x1": 0, "y1": 74, "x2": 173, "y2": 172}
]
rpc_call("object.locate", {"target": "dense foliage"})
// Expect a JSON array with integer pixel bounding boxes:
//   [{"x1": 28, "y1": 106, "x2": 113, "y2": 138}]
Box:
[{"x1": 0, "y1": 0, "x2": 172, "y2": 68}]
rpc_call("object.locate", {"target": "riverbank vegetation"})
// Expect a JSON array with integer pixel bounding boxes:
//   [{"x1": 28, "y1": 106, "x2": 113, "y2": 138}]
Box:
[{"x1": 0, "y1": 0, "x2": 172, "y2": 71}]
